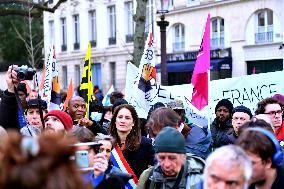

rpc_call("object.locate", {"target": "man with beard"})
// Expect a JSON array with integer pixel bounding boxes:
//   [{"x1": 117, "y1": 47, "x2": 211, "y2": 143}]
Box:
[
  {"x1": 67, "y1": 96, "x2": 107, "y2": 135},
  {"x1": 210, "y1": 99, "x2": 233, "y2": 149},
  {"x1": 236, "y1": 127, "x2": 284, "y2": 189}
]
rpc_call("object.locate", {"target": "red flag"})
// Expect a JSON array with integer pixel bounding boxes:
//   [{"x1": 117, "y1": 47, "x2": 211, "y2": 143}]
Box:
[
  {"x1": 63, "y1": 79, "x2": 74, "y2": 111},
  {"x1": 191, "y1": 14, "x2": 210, "y2": 111}
]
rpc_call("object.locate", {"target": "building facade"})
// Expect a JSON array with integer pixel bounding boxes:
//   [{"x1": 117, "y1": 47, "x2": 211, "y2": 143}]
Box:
[
  {"x1": 156, "y1": 0, "x2": 283, "y2": 85},
  {"x1": 43, "y1": 0, "x2": 284, "y2": 92}
]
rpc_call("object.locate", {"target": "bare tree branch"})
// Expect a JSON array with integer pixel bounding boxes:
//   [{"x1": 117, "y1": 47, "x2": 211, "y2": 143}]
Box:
[{"x1": 0, "y1": 0, "x2": 67, "y2": 16}]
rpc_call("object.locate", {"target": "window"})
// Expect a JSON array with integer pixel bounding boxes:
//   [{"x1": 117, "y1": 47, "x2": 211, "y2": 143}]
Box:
[
  {"x1": 187, "y1": 0, "x2": 200, "y2": 6},
  {"x1": 89, "y1": 10, "x2": 97, "y2": 47},
  {"x1": 73, "y1": 14, "x2": 80, "y2": 50},
  {"x1": 211, "y1": 17, "x2": 224, "y2": 49},
  {"x1": 75, "y1": 65, "x2": 81, "y2": 87},
  {"x1": 48, "y1": 20, "x2": 54, "y2": 45},
  {"x1": 62, "y1": 66, "x2": 68, "y2": 89},
  {"x1": 108, "y1": 5, "x2": 116, "y2": 45},
  {"x1": 173, "y1": 24, "x2": 185, "y2": 51},
  {"x1": 60, "y1": 17, "x2": 67, "y2": 51},
  {"x1": 255, "y1": 9, "x2": 273, "y2": 44},
  {"x1": 125, "y1": 1, "x2": 134, "y2": 43},
  {"x1": 92, "y1": 63, "x2": 102, "y2": 88},
  {"x1": 110, "y1": 62, "x2": 116, "y2": 88},
  {"x1": 145, "y1": 0, "x2": 154, "y2": 34}
]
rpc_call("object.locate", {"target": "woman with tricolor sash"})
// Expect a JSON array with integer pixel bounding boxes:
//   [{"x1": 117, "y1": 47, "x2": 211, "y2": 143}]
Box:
[{"x1": 109, "y1": 104, "x2": 155, "y2": 187}]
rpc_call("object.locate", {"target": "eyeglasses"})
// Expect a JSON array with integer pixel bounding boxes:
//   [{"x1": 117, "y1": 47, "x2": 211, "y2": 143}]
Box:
[{"x1": 264, "y1": 110, "x2": 283, "y2": 116}]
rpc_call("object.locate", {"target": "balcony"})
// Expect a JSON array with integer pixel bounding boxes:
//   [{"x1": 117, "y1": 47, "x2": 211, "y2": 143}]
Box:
[
  {"x1": 173, "y1": 42, "x2": 185, "y2": 52},
  {"x1": 125, "y1": 34, "x2": 134, "y2": 43},
  {"x1": 108, "y1": 37, "x2": 116, "y2": 45},
  {"x1": 255, "y1": 31, "x2": 273, "y2": 44},
  {"x1": 61, "y1": 44, "x2": 67, "y2": 52},
  {"x1": 74, "y1": 43, "x2": 80, "y2": 50},
  {"x1": 90, "y1": 40, "x2": 97, "y2": 47}
]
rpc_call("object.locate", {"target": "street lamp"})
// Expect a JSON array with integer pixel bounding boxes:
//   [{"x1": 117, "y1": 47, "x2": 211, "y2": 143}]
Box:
[{"x1": 156, "y1": 0, "x2": 169, "y2": 86}]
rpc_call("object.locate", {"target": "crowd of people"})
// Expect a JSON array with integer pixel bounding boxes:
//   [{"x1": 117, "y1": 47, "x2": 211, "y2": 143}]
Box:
[{"x1": 0, "y1": 65, "x2": 283, "y2": 189}]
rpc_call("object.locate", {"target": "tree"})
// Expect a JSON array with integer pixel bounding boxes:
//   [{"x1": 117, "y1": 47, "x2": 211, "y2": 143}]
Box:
[
  {"x1": 0, "y1": 0, "x2": 67, "y2": 17},
  {"x1": 132, "y1": 0, "x2": 148, "y2": 67},
  {"x1": 0, "y1": 0, "x2": 66, "y2": 72}
]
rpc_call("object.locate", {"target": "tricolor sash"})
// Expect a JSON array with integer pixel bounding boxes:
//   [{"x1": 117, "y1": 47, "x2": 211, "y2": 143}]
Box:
[{"x1": 110, "y1": 144, "x2": 138, "y2": 189}]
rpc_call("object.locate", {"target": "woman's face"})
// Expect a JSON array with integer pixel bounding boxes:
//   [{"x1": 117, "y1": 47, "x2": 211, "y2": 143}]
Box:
[
  {"x1": 98, "y1": 140, "x2": 112, "y2": 161},
  {"x1": 115, "y1": 108, "x2": 134, "y2": 134}
]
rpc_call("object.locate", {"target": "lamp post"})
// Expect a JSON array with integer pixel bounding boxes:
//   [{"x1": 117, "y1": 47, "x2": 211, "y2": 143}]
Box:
[{"x1": 156, "y1": 0, "x2": 169, "y2": 86}]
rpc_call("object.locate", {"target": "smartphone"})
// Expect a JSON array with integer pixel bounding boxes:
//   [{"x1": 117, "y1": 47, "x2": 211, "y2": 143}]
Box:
[
  {"x1": 72, "y1": 142, "x2": 102, "y2": 171},
  {"x1": 75, "y1": 150, "x2": 89, "y2": 168}
]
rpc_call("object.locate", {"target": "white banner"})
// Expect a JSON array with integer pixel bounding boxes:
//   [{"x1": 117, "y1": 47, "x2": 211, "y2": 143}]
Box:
[{"x1": 125, "y1": 62, "x2": 284, "y2": 126}]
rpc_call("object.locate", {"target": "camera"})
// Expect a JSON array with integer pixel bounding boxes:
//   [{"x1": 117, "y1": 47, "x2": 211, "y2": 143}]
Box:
[{"x1": 15, "y1": 65, "x2": 36, "y2": 81}]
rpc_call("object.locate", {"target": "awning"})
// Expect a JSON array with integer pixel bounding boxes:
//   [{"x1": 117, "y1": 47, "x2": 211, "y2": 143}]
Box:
[{"x1": 155, "y1": 58, "x2": 232, "y2": 73}]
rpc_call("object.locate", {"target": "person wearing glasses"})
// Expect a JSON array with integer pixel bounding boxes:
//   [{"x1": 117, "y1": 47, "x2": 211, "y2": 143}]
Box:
[{"x1": 255, "y1": 97, "x2": 284, "y2": 140}]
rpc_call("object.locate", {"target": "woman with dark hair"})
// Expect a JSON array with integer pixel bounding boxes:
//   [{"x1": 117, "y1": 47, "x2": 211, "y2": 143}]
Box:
[
  {"x1": 109, "y1": 104, "x2": 155, "y2": 178},
  {"x1": 146, "y1": 107, "x2": 212, "y2": 159}
]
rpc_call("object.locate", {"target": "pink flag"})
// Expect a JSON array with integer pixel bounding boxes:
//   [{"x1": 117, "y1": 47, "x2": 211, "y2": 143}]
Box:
[{"x1": 191, "y1": 14, "x2": 210, "y2": 111}]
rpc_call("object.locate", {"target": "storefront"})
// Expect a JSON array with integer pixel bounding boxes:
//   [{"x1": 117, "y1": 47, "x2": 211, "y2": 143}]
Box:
[{"x1": 156, "y1": 48, "x2": 232, "y2": 85}]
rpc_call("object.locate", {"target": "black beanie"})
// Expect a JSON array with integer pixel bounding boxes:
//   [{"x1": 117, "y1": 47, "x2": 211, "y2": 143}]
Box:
[
  {"x1": 215, "y1": 99, "x2": 233, "y2": 114},
  {"x1": 112, "y1": 98, "x2": 128, "y2": 113},
  {"x1": 232, "y1": 105, "x2": 253, "y2": 118},
  {"x1": 154, "y1": 127, "x2": 186, "y2": 154}
]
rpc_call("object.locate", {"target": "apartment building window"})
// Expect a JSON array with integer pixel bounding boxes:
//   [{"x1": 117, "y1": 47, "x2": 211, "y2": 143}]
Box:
[
  {"x1": 60, "y1": 17, "x2": 67, "y2": 52},
  {"x1": 125, "y1": 1, "x2": 134, "y2": 43},
  {"x1": 75, "y1": 65, "x2": 81, "y2": 87},
  {"x1": 187, "y1": 0, "x2": 200, "y2": 6},
  {"x1": 89, "y1": 10, "x2": 97, "y2": 47},
  {"x1": 62, "y1": 66, "x2": 68, "y2": 89},
  {"x1": 48, "y1": 20, "x2": 54, "y2": 45},
  {"x1": 110, "y1": 62, "x2": 116, "y2": 88},
  {"x1": 211, "y1": 17, "x2": 224, "y2": 49},
  {"x1": 145, "y1": 0, "x2": 154, "y2": 34},
  {"x1": 108, "y1": 5, "x2": 116, "y2": 45},
  {"x1": 73, "y1": 14, "x2": 80, "y2": 50},
  {"x1": 255, "y1": 9, "x2": 273, "y2": 44},
  {"x1": 92, "y1": 63, "x2": 102, "y2": 88},
  {"x1": 173, "y1": 24, "x2": 185, "y2": 52}
]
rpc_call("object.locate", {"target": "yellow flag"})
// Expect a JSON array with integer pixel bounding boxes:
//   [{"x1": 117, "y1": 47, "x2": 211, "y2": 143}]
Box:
[{"x1": 80, "y1": 43, "x2": 94, "y2": 118}]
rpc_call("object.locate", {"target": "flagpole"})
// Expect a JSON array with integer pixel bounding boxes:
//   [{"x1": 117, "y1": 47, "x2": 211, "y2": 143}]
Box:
[{"x1": 207, "y1": 68, "x2": 211, "y2": 131}]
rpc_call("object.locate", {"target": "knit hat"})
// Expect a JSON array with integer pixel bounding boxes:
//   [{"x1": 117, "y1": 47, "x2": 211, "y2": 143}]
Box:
[
  {"x1": 154, "y1": 127, "x2": 186, "y2": 154},
  {"x1": 232, "y1": 105, "x2": 253, "y2": 118},
  {"x1": 215, "y1": 99, "x2": 233, "y2": 114},
  {"x1": 44, "y1": 110, "x2": 73, "y2": 131}
]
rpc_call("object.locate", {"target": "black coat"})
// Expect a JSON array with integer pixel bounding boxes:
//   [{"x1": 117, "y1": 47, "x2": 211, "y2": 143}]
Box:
[
  {"x1": 0, "y1": 90, "x2": 20, "y2": 130},
  {"x1": 210, "y1": 118, "x2": 232, "y2": 149},
  {"x1": 123, "y1": 136, "x2": 155, "y2": 178}
]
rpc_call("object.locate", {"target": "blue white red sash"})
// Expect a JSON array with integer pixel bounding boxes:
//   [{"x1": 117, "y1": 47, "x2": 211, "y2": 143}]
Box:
[{"x1": 110, "y1": 144, "x2": 138, "y2": 189}]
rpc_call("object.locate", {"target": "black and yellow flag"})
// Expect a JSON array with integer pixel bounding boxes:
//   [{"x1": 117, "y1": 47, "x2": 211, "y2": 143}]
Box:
[{"x1": 80, "y1": 43, "x2": 94, "y2": 118}]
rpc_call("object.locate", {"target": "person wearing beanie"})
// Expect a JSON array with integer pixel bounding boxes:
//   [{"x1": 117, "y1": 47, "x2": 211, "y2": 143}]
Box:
[
  {"x1": 137, "y1": 127, "x2": 205, "y2": 189},
  {"x1": 44, "y1": 110, "x2": 73, "y2": 135},
  {"x1": 210, "y1": 99, "x2": 233, "y2": 149},
  {"x1": 20, "y1": 98, "x2": 48, "y2": 137},
  {"x1": 224, "y1": 105, "x2": 253, "y2": 144}
]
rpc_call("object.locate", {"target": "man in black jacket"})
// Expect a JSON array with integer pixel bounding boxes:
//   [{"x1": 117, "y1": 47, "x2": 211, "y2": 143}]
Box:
[{"x1": 210, "y1": 99, "x2": 233, "y2": 149}]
